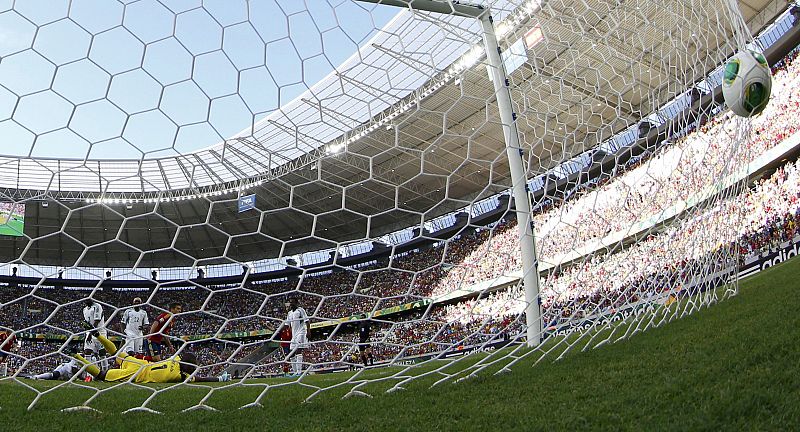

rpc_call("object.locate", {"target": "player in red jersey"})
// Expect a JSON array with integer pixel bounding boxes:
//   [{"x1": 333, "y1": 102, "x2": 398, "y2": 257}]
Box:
[
  {"x1": 0, "y1": 330, "x2": 16, "y2": 362},
  {"x1": 146, "y1": 303, "x2": 182, "y2": 361},
  {"x1": 278, "y1": 325, "x2": 292, "y2": 375}
]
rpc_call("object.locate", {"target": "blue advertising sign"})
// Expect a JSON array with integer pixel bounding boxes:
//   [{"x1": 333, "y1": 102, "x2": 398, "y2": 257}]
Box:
[{"x1": 238, "y1": 194, "x2": 256, "y2": 213}]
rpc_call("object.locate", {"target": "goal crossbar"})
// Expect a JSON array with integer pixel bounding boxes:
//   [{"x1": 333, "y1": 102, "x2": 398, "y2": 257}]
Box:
[{"x1": 354, "y1": 0, "x2": 485, "y2": 18}]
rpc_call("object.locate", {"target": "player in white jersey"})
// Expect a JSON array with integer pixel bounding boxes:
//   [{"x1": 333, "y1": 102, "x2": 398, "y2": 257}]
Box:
[
  {"x1": 279, "y1": 297, "x2": 310, "y2": 376},
  {"x1": 120, "y1": 297, "x2": 149, "y2": 355},
  {"x1": 31, "y1": 358, "x2": 84, "y2": 381},
  {"x1": 82, "y1": 299, "x2": 108, "y2": 371}
]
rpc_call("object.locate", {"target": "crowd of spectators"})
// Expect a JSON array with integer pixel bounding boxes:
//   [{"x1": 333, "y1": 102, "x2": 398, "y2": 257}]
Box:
[
  {"x1": 427, "y1": 48, "x2": 800, "y2": 299},
  {"x1": 3, "y1": 50, "x2": 800, "y2": 377},
  {"x1": 281, "y1": 148, "x2": 800, "y2": 371}
]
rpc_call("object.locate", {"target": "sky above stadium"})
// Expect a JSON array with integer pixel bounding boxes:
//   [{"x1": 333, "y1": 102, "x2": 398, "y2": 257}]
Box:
[{"x1": 0, "y1": 0, "x2": 398, "y2": 160}]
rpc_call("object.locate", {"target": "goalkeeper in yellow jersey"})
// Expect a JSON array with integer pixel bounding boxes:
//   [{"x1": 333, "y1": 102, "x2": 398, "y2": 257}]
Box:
[{"x1": 74, "y1": 333, "x2": 229, "y2": 383}]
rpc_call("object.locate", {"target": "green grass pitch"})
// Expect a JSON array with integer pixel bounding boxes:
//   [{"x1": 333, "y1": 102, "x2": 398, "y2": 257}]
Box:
[
  {"x1": 0, "y1": 217, "x2": 24, "y2": 237},
  {"x1": 1, "y1": 257, "x2": 799, "y2": 431}
]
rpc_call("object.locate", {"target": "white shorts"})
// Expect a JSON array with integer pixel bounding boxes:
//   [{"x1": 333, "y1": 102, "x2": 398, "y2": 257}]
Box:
[
  {"x1": 53, "y1": 362, "x2": 78, "y2": 380},
  {"x1": 121, "y1": 332, "x2": 144, "y2": 354},
  {"x1": 83, "y1": 329, "x2": 107, "y2": 353},
  {"x1": 289, "y1": 334, "x2": 309, "y2": 350}
]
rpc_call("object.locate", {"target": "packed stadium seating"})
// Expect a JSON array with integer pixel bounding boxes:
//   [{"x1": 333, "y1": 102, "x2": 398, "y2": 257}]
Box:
[{"x1": 4, "y1": 49, "x2": 800, "y2": 377}]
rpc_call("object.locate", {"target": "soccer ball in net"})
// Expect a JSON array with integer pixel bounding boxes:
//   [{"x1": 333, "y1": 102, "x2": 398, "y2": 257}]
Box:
[{"x1": 722, "y1": 49, "x2": 772, "y2": 117}]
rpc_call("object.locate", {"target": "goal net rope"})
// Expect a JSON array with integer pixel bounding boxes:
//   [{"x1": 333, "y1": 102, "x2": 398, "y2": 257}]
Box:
[{"x1": 0, "y1": 0, "x2": 797, "y2": 412}]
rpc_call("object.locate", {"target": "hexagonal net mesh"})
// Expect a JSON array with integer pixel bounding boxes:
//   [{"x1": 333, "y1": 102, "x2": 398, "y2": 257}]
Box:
[{"x1": 0, "y1": 0, "x2": 797, "y2": 413}]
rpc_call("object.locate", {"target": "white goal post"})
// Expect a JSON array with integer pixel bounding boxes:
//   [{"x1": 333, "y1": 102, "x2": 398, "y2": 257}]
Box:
[{"x1": 354, "y1": 0, "x2": 544, "y2": 347}]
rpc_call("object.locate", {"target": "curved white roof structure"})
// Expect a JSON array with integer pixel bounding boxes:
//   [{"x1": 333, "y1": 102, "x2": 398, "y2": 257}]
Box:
[
  {"x1": 0, "y1": 0, "x2": 790, "y2": 268},
  {"x1": 0, "y1": 3, "x2": 498, "y2": 196}
]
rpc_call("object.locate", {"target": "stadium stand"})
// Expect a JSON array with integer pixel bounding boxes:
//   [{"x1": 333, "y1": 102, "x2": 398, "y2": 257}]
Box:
[{"x1": 4, "y1": 47, "x2": 800, "y2": 377}]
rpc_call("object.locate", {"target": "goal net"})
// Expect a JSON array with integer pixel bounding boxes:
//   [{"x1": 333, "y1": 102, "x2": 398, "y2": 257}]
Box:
[{"x1": 0, "y1": 0, "x2": 798, "y2": 412}]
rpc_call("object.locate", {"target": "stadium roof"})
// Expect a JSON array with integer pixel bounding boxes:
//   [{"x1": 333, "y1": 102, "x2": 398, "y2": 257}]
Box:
[{"x1": 0, "y1": 0, "x2": 791, "y2": 267}]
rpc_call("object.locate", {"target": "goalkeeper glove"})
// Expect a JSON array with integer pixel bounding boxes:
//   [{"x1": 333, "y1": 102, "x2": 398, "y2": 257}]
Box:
[{"x1": 218, "y1": 372, "x2": 231, "y2": 382}]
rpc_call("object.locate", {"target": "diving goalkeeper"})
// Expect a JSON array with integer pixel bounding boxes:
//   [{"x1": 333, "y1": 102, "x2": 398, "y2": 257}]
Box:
[{"x1": 73, "y1": 333, "x2": 229, "y2": 383}]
